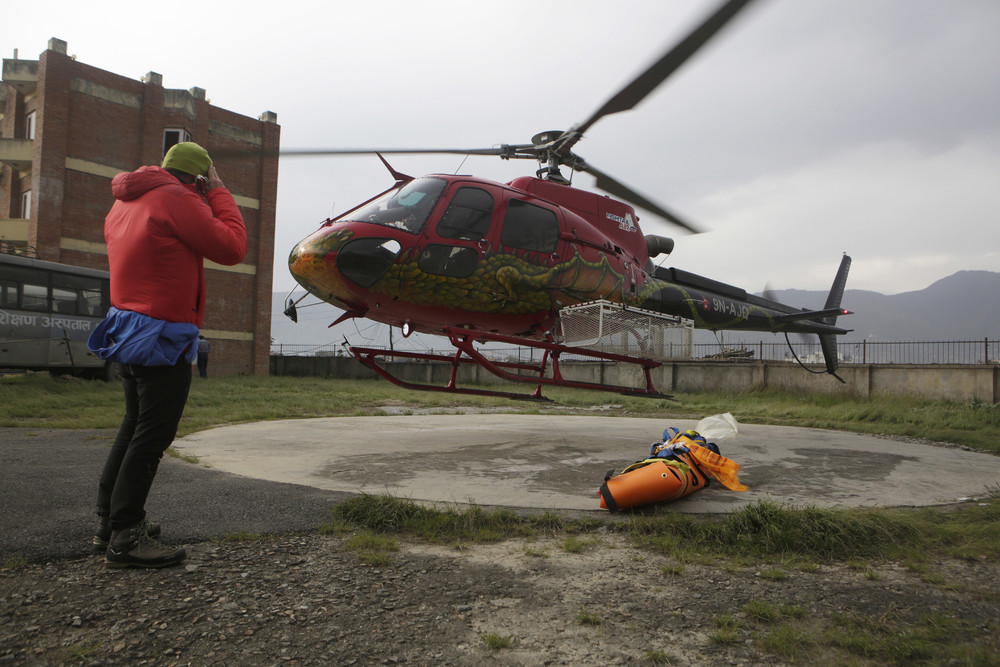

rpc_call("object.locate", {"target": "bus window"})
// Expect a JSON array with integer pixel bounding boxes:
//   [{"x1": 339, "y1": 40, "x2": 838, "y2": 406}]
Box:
[
  {"x1": 52, "y1": 273, "x2": 104, "y2": 316},
  {"x1": 22, "y1": 283, "x2": 48, "y2": 311},
  {"x1": 0, "y1": 281, "x2": 16, "y2": 307},
  {"x1": 80, "y1": 287, "x2": 103, "y2": 316},
  {"x1": 52, "y1": 287, "x2": 77, "y2": 314}
]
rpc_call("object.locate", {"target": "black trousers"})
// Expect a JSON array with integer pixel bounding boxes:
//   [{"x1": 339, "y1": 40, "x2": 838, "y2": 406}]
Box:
[{"x1": 96, "y1": 357, "x2": 192, "y2": 531}]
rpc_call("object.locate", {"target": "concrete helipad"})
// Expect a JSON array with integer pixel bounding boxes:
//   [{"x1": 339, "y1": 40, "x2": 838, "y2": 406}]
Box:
[{"x1": 172, "y1": 414, "x2": 1000, "y2": 514}]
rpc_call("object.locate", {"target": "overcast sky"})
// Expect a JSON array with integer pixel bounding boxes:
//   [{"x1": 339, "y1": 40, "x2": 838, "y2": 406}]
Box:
[{"x1": 6, "y1": 0, "x2": 1000, "y2": 300}]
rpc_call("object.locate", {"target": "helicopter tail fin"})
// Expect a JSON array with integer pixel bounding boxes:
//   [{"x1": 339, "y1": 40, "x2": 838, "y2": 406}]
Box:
[
  {"x1": 822, "y1": 254, "x2": 852, "y2": 325},
  {"x1": 819, "y1": 254, "x2": 852, "y2": 380}
]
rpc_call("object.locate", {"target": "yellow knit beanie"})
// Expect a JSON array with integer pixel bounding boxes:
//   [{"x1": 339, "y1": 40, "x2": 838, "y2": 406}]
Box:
[{"x1": 162, "y1": 142, "x2": 212, "y2": 177}]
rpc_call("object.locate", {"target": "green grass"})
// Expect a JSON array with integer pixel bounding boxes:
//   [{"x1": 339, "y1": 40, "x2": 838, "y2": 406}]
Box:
[
  {"x1": 220, "y1": 531, "x2": 265, "y2": 542},
  {"x1": 521, "y1": 545, "x2": 549, "y2": 558},
  {"x1": 481, "y1": 633, "x2": 513, "y2": 650},
  {"x1": 330, "y1": 493, "x2": 1000, "y2": 566},
  {"x1": 2, "y1": 374, "x2": 999, "y2": 453},
  {"x1": 758, "y1": 567, "x2": 788, "y2": 581},
  {"x1": 342, "y1": 530, "x2": 399, "y2": 565},
  {"x1": 64, "y1": 641, "x2": 102, "y2": 661},
  {"x1": 709, "y1": 613, "x2": 741, "y2": 644},
  {"x1": 824, "y1": 609, "x2": 996, "y2": 665},
  {"x1": 741, "y1": 600, "x2": 806, "y2": 624},
  {"x1": 754, "y1": 623, "x2": 816, "y2": 661},
  {"x1": 624, "y1": 499, "x2": 955, "y2": 562},
  {"x1": 561, "y1": 535, "x2": 598, "y2": 553},
  {"x1": 644, "y1": 649, "x2": 672, "y2": 666},
  {"x1": 327, "y1": 494, "x2": 533, "y2": 544}
]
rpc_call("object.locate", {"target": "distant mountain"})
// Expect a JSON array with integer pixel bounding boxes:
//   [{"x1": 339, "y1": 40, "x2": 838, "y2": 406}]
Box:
[
  {"x1": 270, "y1": 270, "x2": 1000, "y2": 349},
  {"x1": 764, "y1": 270, "x2": 1000, "y2": 341}
]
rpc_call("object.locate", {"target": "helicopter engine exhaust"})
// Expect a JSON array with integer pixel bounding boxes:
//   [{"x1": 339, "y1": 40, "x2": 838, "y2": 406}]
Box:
[{"x1": 644, "y1": 234, "x2": 675, "y2": 258}]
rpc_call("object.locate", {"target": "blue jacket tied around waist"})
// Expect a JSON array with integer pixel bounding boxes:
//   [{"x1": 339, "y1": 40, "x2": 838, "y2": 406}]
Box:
[{"x1": 88, "y1": 307, "x2": 199, "y2": 366}]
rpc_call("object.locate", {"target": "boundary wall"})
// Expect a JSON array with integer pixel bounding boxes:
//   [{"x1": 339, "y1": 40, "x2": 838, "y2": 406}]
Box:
[{"x1": 270, "y1": 356, "x2": 1000, "y2": 404}]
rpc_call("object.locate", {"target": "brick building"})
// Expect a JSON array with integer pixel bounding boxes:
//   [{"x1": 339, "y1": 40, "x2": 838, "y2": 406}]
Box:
[{"x1": 0, "y1": 38, "x2": 279, "y2": 376}]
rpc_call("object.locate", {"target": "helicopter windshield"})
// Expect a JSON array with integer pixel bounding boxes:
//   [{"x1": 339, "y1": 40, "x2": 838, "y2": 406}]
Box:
[{"x1": 338, "y1": 177, "x2": 446, "y2": 234}]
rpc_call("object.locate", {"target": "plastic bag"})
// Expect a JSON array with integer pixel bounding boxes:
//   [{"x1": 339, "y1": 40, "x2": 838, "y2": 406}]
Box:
[{"x1": 695, "y1": 413, "x2": 739, "y2": 441}]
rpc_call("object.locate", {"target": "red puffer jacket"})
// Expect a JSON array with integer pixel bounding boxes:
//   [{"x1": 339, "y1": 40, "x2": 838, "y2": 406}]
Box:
[{"x1": 105, "y1": 166, "x2": 247, "y2": 327}]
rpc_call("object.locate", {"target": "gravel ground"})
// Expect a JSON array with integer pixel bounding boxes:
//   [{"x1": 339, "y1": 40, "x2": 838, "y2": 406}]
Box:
[
  {"x1": 3, "y1": 532, "x2": 999, "y2": 665},
  {"x1": 2, "y1": 428, "x2": 998, "y2": 665}
]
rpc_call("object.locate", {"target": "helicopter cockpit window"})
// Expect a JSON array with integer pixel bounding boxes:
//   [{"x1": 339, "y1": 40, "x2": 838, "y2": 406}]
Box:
[
  {"x1": 436, "y1": 187, "x2": 494, "y2": 241},
  {"x1": 500, "y1": 199, "x2": 559, "y2": 253},
  {"x1": 338, "y1": 177, "x2": 446, "y2": 234}
]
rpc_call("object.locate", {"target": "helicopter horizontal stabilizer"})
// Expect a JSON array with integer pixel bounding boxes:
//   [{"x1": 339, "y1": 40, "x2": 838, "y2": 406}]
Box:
[{"x1": 773, "y1": 307, "x2": 853, "y2": 324}]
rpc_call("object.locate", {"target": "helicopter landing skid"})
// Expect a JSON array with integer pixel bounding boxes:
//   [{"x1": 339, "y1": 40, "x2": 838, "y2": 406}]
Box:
[{"x1": 349, "y1": 328, "x2": 673, "y2": 402}]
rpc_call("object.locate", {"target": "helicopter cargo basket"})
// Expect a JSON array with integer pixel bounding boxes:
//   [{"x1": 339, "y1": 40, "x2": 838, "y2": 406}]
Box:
[{"x1": 559, "y1": 300, "x2": 693, "y2": 362}]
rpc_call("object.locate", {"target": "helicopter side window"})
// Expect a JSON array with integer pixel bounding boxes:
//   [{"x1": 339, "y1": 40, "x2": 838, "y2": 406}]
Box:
[
  {"x1": 436, "y1": 187, "x2": 494, "y2": 241},
  {"x1": 339, "y1": 177, "x2": 446, "y2": 234},
  {"x1": 417, "y1": 244, "x2": 478, "y2": 278},
  {"x1": 501, "y1": 199, "x2": 559, "y2": 254}
]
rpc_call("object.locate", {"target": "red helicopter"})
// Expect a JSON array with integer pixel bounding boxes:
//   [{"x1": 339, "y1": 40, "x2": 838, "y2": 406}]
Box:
[{"x1": 284, "y1": 0, "x2": 852, "y2": 400}]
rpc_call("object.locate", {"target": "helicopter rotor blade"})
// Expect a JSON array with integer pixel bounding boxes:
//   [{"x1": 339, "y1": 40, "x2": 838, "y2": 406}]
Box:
[
  {"x1": 576, "y1": 160, "x2": 701, "y2": 234},
  {"x1": 256, "y1": 1, "x2": 756, "y2": 233},
  {"x1": 277, "y1": 147, "x2": 507, "y2": 158},
  {"x1": 555, "y1": 0, "x2": 757, "y2": 156}
]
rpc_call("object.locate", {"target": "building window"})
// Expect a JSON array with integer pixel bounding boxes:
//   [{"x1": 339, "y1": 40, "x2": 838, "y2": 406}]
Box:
[
  {"x1": 25, "y1": 111, "x2": 36, "y2": 140},
  {"x1": 163, "y1": 128, "x2": 192, "y2": 156},
  {"x1": 21, "y1": 191, "x2": 31, "y2": 219}
]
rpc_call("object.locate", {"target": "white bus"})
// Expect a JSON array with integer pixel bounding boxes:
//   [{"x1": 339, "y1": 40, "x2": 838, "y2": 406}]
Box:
[{"x1": 0, "y1": 251, "x2": 114, "y2": 379}]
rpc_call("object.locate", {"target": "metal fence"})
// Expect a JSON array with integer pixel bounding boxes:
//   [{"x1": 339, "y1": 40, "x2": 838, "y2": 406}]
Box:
[{"x1": 271, "y1": 339, "x2": 1000, "y2": 366}]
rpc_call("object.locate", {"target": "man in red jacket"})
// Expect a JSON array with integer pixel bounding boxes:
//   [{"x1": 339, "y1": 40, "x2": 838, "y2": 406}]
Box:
[{"x1": 89, "y1": 142, "x2": 247, "y2": 568}]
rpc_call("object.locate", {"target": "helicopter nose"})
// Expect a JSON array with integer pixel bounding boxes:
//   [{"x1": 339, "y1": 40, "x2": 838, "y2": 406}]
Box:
[
  {"x1": 337, "y1": 237, "x2": 402, "y2": 287},
  {"x1": 289, "y1": 226, "x2": 403, "y2": 295}
]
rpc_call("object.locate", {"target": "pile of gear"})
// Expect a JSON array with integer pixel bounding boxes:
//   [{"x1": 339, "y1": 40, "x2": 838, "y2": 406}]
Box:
[{"x1": 598, "y1": 413, "x2": 748, "y2": 511}]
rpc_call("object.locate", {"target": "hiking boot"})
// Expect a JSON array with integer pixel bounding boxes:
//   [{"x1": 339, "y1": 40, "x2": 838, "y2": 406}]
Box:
[
  {"x1": 93, "y1": 518, "x2": 160, "y2": 553},
  {"x1": 104, "y1": 522, "x2": 185, "y2": 569}
]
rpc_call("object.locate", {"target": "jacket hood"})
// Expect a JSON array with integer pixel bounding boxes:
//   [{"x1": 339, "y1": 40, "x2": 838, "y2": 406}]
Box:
[{"x1": 111, "y1": 166, "x2": 184, "y2": 202}]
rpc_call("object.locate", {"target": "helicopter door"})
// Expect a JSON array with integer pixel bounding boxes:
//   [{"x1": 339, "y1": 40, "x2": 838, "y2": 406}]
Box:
[
  {"x1": 418, "y1": 185, "x2": 496, "y2": 279},
  {"x1": 499, "y1": 198, "x2": 563, "y2": 265}
]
